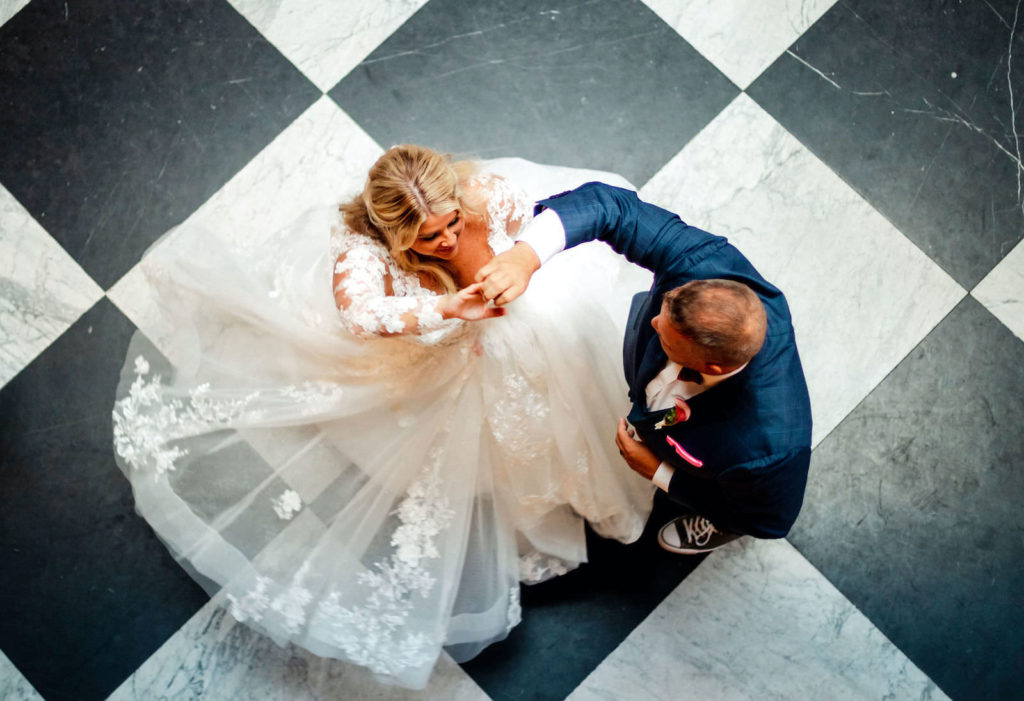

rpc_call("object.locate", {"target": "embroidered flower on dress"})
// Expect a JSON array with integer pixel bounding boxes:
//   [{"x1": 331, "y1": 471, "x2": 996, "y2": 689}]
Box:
[
  {"x1": 518, "y1": 552, "x2": 570, "y2": 583},
  {"x1": 507, "y1": 586, "x2": 522, "y2": 629},
  {"x1": 271, "y1": 489, "x2": 302, "y2": 520},
  {"x1": 308, "y1": 443, "x2": 456, "y2": 677}
]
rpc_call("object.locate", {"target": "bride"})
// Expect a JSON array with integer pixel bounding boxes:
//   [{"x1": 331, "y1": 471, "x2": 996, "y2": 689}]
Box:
[{"x1": 112, "y1": 145, "x2": 654, "y2": 688}]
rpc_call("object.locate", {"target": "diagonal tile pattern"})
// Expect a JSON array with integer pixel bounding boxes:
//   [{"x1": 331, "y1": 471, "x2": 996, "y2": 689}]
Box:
[
  {"x1": 791, "y1": 296, "x2": 1024, "y2": 700},
  {"x1": 643, "y1": 0, "x2": 837, "y2": 89},
  {"x1": 1, "y1": 0, "x2": 1021, "y2": 699},
  {"x1": 0, "y1": 183, "x2": 102, "y2": 389},
  {"x1": 329, "y1": 0, "x2": 738, "y2": 186},
  {"x1": 0, "y1": 0, "x2": 28, "y2": 27},
  {"x1": 0, "y1": 0, "x2": 320, "y2": 289},
  {"x1": 748, "y1": 0, "x2": 1024, "y2": 289},
  {"x1": 567, "y1": 538, "x2": 945, "y2": 700},
  {"x1": 973, "y1": 237, "x2": 1024, "y2": 342},
  {"x1": 227, "y1": 0, "x2": 430, "y2": 92},
  {"x1": 0, "y1": 649, "x2": 42, "y2": 701}
]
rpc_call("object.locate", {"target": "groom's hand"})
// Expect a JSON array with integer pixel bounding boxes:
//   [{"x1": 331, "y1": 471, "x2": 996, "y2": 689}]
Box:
[
  {"x1": 476, "y1": 242, "x2": 541, "y2": 306},
  {"x1": 615, "y1": 418, "x2": 660, "y2": 480}
]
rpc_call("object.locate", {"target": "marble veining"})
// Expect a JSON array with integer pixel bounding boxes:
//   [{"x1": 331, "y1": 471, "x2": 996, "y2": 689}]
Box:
[
  {"x1": 0, "y1": 649, "x2": 42, "y2": 701},
  {"x1": 566, "y1": 538, "x2": 946, "y2": 701},
  {"x1": 640, "y1": 94, "x2": 966, "y2": 446},
  {"x1": 641, "y1": 0, "x2": 837, "y2": 88},
  {"x1": 107, "y1": 595, "x2": 489, "y2": 700},
  {"x1": 0, "y1": 185, "x2": 103, "y2": 389},
  {"x1": 787, "y1": 40, "x2": 1024, "y2": 217},
  {"x1": 228, "y1": 0, "x2": 430, "y2": 92},
  {"x1": 767, "y1": 0, "x2": 1024, "y2": 283},
  {"x1": 108, "y1": 96, "x2": 382, "y2": 360},
  {"x1": 972, "y1": 237, "x2": 1024, "y2": 342}
]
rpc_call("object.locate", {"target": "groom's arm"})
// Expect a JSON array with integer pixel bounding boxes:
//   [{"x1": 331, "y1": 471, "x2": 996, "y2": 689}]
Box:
[
  {"x1": 477, "y1": 182, "x2": 730, "y2": 304},
  {"x1": 536, "y1": 182, "x2": 727, "y2": 277},
  {"x1": 474, "y1": 209, "x2": 562, "y2": 305}
]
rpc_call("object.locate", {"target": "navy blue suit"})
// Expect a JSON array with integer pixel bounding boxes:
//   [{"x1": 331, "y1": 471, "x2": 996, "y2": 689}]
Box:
[{"x1": 537, "y1": 183, "x2": 812, "y2": 538}]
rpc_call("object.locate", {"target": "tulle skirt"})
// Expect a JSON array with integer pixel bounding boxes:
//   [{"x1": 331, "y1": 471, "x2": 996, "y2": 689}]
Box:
[{"x1": 112, "y1": 158, "x2": 654, "y2": 688}]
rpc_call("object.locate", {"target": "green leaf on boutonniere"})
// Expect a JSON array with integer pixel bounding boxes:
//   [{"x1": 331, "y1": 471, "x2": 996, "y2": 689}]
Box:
[{"x1": 654, "y1": 406, "x2": 677, "y2": 430}]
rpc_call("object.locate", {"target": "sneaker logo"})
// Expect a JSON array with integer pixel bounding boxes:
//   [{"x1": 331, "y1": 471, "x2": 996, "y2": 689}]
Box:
[{"x1": 681, "y1": 516, "x2": 718, "y2": 546}]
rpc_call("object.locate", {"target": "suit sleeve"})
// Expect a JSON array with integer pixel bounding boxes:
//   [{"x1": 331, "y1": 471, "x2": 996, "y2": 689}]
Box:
[{"x1": 535, "y1": 182, "x2": 728, "y2": 280}]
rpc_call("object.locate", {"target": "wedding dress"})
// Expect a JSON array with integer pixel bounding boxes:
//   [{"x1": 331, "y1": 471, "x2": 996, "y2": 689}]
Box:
[{"x1": 112, "y1": 157, "x2": 654, "y2": 689}]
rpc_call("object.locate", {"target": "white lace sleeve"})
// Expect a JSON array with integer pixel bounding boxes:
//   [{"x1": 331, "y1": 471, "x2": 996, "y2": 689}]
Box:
[{"x1": 330, "y1": 226, "x2": 459, "y2": 340}]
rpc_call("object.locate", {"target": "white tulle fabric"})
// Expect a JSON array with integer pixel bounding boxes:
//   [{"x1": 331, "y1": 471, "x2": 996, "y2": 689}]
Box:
[{"x1": 112, "y1": 157, "x2": 654, "y2": 689}]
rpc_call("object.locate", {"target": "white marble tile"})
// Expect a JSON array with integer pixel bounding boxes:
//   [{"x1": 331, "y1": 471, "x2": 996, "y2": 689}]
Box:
[
  {"x1": 108, "y1": 96, "x2": 382, "y2": 357},
  {"x1": 639, "y1": 94, "x2": 966, "y2": 447},
  {"x1": 0, "y1": 185, "x2": 103, "y2": 389},
  {"x1": 568, "y1": 538, "x2": 946, "y2": 701},
  {"x1": 0, "y1": 0, "x2": 29, "y2": 28},
  {"x1": 228, "y1": 0, "x2": 429, "y2": 92},
  {"x1": 108, "y1": 595, "x2": 490, "y2": 701},
  {"x1": 972, "y1": 239, "x2": 1024, "y2": 343},
  {"x1": 0, "y1": 649, "x2": 43, "y2": 701},
  {"x1": 642, "y1": 0, "x2": 836, "y2": 89}
]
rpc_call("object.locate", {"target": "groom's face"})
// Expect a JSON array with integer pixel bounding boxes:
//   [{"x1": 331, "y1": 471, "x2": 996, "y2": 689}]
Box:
[{"x1": 652, "y1": 304, "x2": 713, "y2": 373}]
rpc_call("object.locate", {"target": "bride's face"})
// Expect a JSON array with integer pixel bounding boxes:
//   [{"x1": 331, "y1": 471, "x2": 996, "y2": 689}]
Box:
[{"x1": 412, "y1": 209, "x2": 464, "y2": 260}]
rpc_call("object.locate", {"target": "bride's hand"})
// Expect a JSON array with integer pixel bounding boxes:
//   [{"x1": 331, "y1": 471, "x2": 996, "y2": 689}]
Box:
[{"x1": 439, "y1": 282, "x2": 507, "y2": 321}]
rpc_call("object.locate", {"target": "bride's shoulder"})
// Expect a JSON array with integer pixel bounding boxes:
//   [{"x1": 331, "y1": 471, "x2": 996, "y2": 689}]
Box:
[
  {"x1": 461, "y1": 165, "x2": 529, "y2": 220},
  {"x1": 330, "y1": 218, "x2": 388, "y2": 262}
]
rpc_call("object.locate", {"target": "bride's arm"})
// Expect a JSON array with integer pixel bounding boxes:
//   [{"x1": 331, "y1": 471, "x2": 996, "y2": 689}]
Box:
[{"x1": 332, "y1": 248, "x2": 502, "y2": 338}]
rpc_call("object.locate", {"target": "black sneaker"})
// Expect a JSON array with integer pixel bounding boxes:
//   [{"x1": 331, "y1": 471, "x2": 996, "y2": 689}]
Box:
[{"x1": 657, "y1": 514, "x2": 741, "y2": 554}]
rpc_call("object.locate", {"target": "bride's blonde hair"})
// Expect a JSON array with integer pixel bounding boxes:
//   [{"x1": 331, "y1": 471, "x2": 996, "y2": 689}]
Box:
[{"x1": 341, "y1": 144, "x2": 484, "y2": 293}]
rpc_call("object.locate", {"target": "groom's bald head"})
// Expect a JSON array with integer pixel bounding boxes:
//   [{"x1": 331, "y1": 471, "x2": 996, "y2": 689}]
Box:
[{"x1": 661, "y1": 279, "x2": 767, "y2": 370}]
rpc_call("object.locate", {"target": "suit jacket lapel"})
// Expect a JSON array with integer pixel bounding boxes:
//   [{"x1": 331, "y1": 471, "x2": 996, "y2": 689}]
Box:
[{"x1": 634, "y1": 336, "x2": 668, "y2": 410}]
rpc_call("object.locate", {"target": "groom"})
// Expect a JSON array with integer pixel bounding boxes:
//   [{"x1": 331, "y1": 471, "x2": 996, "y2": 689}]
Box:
[{"x1": 477, "y1": 182, "x2": 812, "y2": 554}]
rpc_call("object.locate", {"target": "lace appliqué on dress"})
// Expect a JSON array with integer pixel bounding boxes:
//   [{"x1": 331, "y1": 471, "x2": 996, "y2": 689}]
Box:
[
  {"x1": 474, "y1": 172, "x2": 532, "y2": 256},
  {"x1": 226, "y1": 440, "x2": 456, "y2": 677},
  {"x1": 518, "y1": 552, "x2": 571, "y2": 583},
  {"x1": 313, "y1": 442, "x2": 456, "y2": 675},
  {"x1": 507, "y1": 585, "x2": 522, "y2": 629},
  {"x1": 113, "y1": 355, "x2": 345, "y2": 478}
]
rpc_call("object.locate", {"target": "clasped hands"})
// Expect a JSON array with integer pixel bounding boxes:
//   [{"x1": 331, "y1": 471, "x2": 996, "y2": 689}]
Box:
[{"x1": 441, "y1": 242, "x2": 542, "y2": 321}]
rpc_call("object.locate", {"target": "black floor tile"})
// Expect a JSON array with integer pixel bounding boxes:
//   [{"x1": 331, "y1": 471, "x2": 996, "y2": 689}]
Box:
[
  {"x1": 790, "y1": 297, "x2": 1024, "y2": 700},
  {"x1": 330, "y1": 0, "x2": 737, "y2": 188},
  {"x1": 460, "y1": 493, "x2": 703, "y2": 701},
  {"x1": 0, "y1": 0, "x2": 319, "y2": 289},
  {"x1": 0, "y1": 300, "x2": 208, "y2": 701},
  {"x1": 749, "y1": 0, "x2": 1024, "y2": 289}
]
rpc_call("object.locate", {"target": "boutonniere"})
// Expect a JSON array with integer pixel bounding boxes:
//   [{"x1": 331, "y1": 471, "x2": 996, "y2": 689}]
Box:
[{"x1": 654, "y1": 397, "x2": 691, "y2": 430}]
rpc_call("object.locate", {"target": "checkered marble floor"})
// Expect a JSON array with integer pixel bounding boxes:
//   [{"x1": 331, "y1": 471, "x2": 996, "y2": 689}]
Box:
[{"x1": 2, "y1": 1, "x2": 1021, "y2": 699}]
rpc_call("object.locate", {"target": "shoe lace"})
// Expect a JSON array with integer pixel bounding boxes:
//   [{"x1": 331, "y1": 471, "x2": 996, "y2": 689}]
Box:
[{"x1": 681, "y1": 516, "x2": 719, "y2": 547}]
